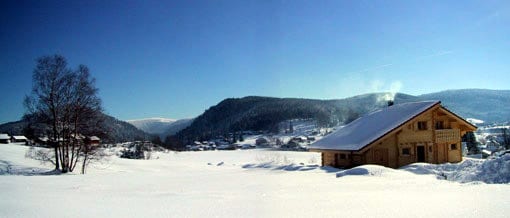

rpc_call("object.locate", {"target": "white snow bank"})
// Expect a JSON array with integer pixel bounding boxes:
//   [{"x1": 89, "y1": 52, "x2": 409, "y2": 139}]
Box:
[
  {"x1": 401, "y1": 154, "x2": 510, "y2": 184},
  {"x1": 337, "y1": 165, "x2": 403, "y2": 177},
  {"x1": 2, "y1": 144, "x2": 510, "y2": 218},
  {"x1": 333, "y1": 155, "x2": 510, "y2": 184}
]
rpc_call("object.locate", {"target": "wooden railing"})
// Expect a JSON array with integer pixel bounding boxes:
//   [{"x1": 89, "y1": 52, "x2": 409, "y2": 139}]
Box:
[{"x1": 436, "y1": 129, "x2": 460, "y2": 143}]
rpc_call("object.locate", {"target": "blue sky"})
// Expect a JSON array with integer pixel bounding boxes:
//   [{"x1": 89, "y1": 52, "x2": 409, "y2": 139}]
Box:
[{"x1": 1, "y1": 0, "x2": 509, "y2": 123}]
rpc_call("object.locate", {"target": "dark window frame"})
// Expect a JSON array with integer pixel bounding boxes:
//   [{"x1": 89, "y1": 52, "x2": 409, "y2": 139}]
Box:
[
  {"x1": 336, "y1": 153, "x2": 347, "y2": 160},
  {"x1": 417, "y1": 121, "x2": 428, "y2": 130},
  {"x1": 402, "y1": 148, "x2": 411, "y2": 155},
  {"x1": 435, "y1": 121, "x2": 444, "y2": 129},
  {"x1": 450, "y1": 144, "x2": 457, "y2": 150}
]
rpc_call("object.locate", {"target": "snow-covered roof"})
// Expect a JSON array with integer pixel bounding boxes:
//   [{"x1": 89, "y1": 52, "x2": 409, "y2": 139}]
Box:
[
  {"x1": 12, "y1": 135, "x2": 27, "y2": 140},
  {"x1": 310, "y1": 101, "x2": 440, "y2": 151},
  {"x1": 0, "y1": 134, "x2": 10, "y2": 140},
  {"x1": 88, "y1": 136, "x2": 100, "y2": 141},
  {"x1": 72, "y1": 134, "x2": 85, "y2": 140}
]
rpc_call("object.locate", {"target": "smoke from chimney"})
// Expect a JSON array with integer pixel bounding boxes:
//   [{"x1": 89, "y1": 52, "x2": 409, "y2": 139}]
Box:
[{"x1": 375, "y1": 81, "x2": 402, "y2": 105}]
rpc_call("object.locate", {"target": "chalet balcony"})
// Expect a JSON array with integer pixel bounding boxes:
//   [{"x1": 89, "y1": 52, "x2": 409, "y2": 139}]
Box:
[{"x1": 435, "y1": 129, "x2": 460, "y2": 143}]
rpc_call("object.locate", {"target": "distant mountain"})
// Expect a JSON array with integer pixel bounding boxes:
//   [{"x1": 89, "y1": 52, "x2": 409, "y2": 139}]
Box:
[
  {"x1": 126, "y1": 117, "x2": 194, "y2": 139},
  {"x1": 161, "y1": 118, "x2": 194, "y2": 137},
  {"x1": 100, "y1": 114, "x2": 153, "y2": 143},
  {"x1": 0, "y1": 113, "x2": 152, "y2": 143},
  {"x1": 126, "y1": 118, "x2": 177, "y2": 134},
  {"x1": 418, "y1": 89, "x2": 510, "y2": 123},
  {"x1": 173, "y1": 89, "x2": 510, "y2": 147}
]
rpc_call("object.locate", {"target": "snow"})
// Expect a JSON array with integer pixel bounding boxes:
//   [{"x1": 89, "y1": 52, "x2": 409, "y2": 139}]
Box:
[
  {"x1": 88, "y1": 136, "x2": 100, "y2": 141},
  {"x1": 126, "y1": 117, "x2": 195, "y2": 136},
  {"x1": 0, "y1": 133, "x2": 10, "y2": 140},
  {"x1": 126, "y1": 117, "x2": 177, "y2": 123},
  {"x1": 311, "y1": 101, "x2": 440, "y2": 150},
  {"x1": 402, "y1": 155, "x2": 510, "y2": 184},
  {"x1": 125, "y1": 117, "x2": 178, "y2": 134},
  {"x1": 1, "y1": 143, "x2": 509, "y2": 218},
  {"x1": 11, "y1": 135, "x2": 27, "y2": 140},
  {"x1": 466, "y1": 118, "x2": 484, "y2": 125}
]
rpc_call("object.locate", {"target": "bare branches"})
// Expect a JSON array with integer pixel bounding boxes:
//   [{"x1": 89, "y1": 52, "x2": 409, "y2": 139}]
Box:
[{"x1": 25, "y1": 54, "x2": 104, "y2": 174}]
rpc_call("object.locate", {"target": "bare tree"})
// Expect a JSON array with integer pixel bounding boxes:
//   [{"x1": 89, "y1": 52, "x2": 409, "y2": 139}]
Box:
[
  {"x1": 25, "y1": 55, "x2": 72, "y2": 171},
  {"x1": 25, "y1": 54, "x2": 103, "y2": 174}
]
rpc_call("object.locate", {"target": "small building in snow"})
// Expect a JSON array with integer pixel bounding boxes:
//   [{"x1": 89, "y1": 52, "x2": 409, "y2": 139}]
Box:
[
  {"x1": 0, "y1": 134, "x2": 10, "y2": 144},
  {"x1": 11, "y1": 135, "x2": 28, "y2": 143},
  {"x1": 35, "y1": 136, "x2": 49, "y2": 146},
  {"x1": 309, "y1": 101, "x2": 477, "y2": 169},
  {"x1": 86, "y1": 136, "x2": 101, "y2": 146}
]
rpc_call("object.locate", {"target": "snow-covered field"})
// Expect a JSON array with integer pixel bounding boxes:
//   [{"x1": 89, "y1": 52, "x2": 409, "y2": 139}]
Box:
[{"x1": 1, "y1": 143, "x2": 509, "y2": 218}]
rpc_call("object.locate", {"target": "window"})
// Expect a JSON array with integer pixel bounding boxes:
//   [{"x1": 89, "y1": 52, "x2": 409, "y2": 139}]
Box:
[
  {"x1": 435, "y1": 121, "x2": 444, "y2": 129},
  {"x1": 429, "y1": 146, "x2": 433, "y2": 152},
  {"x1": 417, "y1": 121, "x2": 428, "y2": 130},
  {"x1": 402, "y1": 148, "x2": 411, "y2": 155},
  {"x1": 450, "y1": 144, "x2": 457, "y2": 150},
  {"x1": 335, "y1": 153, "x2": 347, "y2": 161}
]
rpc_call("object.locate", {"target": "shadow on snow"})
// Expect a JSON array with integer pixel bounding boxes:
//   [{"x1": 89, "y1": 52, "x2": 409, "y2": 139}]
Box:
[
  {"x1": 242, "y1": 162, "x2": 341, "y2": 173},
  {"x1": 0, "y1": 160, "x2": 61, "y2": 176}
]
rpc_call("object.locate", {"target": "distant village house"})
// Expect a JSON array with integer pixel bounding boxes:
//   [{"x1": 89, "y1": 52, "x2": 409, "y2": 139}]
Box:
[
  {"x1": 11, "y1": 135, "x2": 28, "y2": 143},
  {"x1": 310, "y1": 101, "x2": 477, "y2": 169},
  {"x1": 0, "y1": 134, "x2": 10, "y2": 144},
  {"x1": 85, "y1": 136, "x2": 101, "y2": 146}
]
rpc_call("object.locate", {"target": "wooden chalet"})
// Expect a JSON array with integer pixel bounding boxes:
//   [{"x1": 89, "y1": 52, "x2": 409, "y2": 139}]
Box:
[{"x1": 309, "y1": 101, "x2": 477, "y2": 169}]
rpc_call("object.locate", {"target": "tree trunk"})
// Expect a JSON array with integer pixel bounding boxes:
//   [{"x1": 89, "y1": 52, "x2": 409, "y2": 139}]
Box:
[
  {"x1": 53, "y1": 121, "x2": 60, "y2": 170},
  {"x1": 81, "y1": 152, "x2": 88, "y2": 174},
  {"x1": 53, "y1": 143, "x2": 59, "y2": 170}
]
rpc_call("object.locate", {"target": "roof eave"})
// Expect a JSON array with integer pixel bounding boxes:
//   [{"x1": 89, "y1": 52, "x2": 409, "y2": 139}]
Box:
[{"x1": 439, "y1": 106, "x2": 478, "y2": 131}]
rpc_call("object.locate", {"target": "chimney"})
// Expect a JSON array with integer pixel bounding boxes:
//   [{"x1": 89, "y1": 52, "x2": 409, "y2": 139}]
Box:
[{"x1": 387, "y1": 100, "x2": 394, "y2": 107}]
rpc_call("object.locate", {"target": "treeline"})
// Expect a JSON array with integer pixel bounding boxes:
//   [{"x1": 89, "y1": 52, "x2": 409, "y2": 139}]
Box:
[{"x1": 169, "y1": 96, "x2": 363, "y2": 149}]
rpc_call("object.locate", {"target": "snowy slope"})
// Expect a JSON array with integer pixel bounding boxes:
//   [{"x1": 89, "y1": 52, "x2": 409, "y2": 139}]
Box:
[
  {"x1": 126, "y1": 117, "x2": 177, "y2": 134},
  {"x1": 1, "y1": 143, "x2": 509, "y2": 218},
  {"x1": 126, "y1": 117, "x2": 194, "y2": 137}
]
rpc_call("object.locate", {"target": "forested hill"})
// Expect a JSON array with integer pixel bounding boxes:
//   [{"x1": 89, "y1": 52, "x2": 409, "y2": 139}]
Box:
[
  {"x1": 0, "y1": 113, "x2": 152, "y2": 143},
  {"x1": 173, "y1": 89, "x2": 510, "y2": 144},
  {"x1": 174, "y1": 94, "x2": 415, "y2": 142}
]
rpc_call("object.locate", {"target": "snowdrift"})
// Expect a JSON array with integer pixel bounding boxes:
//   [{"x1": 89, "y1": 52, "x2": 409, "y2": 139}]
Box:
[
  {"x1": 336, "y1": 165, "x2": 409, "y2": 178},
  {"x1": 402, "y1": 154, "x2": 510, "y2": 184},
  {"x1": 333, "y1": 155, "x2": 510, "y2": 184}
]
